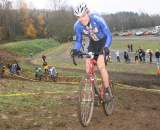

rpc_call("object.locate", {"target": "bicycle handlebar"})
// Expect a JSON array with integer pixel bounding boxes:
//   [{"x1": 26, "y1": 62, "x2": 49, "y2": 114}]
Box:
[{"x1": 72, "y1": 52, "x2": 99, "y2": 66}]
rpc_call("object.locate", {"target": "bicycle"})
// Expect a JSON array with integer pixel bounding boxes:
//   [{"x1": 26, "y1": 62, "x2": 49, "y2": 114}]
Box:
[{"x1": 72, "y1": 52, "x2": 116, "y2": 126}]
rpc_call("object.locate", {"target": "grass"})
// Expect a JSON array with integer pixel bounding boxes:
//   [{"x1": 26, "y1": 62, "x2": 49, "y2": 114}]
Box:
[
  {"x1": 0, "y1": 79, "x2": 77, "y2": 93},
  {"x1": 0, "y1": 79, "x2": 78, "y2": 129},
  {"x1": 0, "y1": 39, "x2": 60, "y2": 56},
  {"x1": 19, "y1": 60, "x2": 37, "y2": 78},
  {"x1": 107, "y1": 62, "x2": 157, "y2": 75},
  {"x1": 111, "y1": 37, "x2": 160, "y2": 51},
  {"x1": 31, "y1": 39, "x2": 159, "y2": 76},
  {"x1": 0, "y1": 79, "x2": 78, "y2": 111}
]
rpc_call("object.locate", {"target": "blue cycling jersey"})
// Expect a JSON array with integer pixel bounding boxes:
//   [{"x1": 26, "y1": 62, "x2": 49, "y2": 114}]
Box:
[{"x1": 74, "y1": 13, "x2": 112, "y2": 51}]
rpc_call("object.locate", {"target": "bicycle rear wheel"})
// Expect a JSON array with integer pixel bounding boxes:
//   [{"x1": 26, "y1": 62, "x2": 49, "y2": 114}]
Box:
[
  {"x1": 103, "y1": 81, "x2": 116, "y2": 115},
  {"x1": 79, "y1": 77, "x2": 94, "y2": 126}
]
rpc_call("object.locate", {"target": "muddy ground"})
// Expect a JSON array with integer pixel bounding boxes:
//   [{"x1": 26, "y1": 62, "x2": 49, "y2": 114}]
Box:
[
  {"x1": 0, "y1": 80, "x2": 160, "y2": 130},
  {"x1": 57, "y1": 67, "x2": 160, "y2": 88}
]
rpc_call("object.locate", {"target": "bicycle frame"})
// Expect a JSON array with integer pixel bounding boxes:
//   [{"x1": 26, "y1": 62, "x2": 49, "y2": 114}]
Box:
[
  {"x1": 88, "y1": 58, "x2": 107, "y2": 101},
  {"x1": 72, "y1": 52, "x2": 106, "y2": 100},
  {"x1": 88, "y1": 58, "x2": 97, "y2": 76}
]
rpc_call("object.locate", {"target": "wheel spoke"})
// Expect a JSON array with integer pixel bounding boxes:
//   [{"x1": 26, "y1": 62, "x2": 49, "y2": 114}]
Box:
[{"x1": 79, "y1": 77, "x2": 94, "y2": 126}]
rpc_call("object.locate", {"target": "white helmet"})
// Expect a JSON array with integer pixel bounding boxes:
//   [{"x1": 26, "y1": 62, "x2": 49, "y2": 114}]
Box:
[{"x1": 74, "y1": 3, "x2": 88, "y2": 17}]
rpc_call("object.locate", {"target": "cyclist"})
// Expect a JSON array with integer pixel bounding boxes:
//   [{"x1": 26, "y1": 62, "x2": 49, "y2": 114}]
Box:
[{"x1": 71, "y1": 3, "x2": 112, "y2": 102}]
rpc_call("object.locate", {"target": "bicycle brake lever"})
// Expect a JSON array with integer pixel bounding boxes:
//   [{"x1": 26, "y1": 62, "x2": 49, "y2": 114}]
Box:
[{"x1": 72, "y1": 55, "x2": 77, "y2": 66}]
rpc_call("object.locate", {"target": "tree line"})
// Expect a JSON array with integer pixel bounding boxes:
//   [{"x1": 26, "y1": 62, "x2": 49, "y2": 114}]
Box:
[
  {"x1": 0, "y1": 0, "x2": 160, "y2": 43},
  {"x1": 104, "y1": 12, "x2": 160, "y2": 32}
]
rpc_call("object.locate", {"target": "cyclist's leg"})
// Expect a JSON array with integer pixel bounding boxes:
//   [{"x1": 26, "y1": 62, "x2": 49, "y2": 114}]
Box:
[
  {"x1": 97, "y1": 55, "x2": 112, "y2": 101},
  {"x1": 97, "y1": 54, "x2": 109, "y2": 88},
  {"x1": 85, "y1": 58, "x2": 91, "y2": 75}
]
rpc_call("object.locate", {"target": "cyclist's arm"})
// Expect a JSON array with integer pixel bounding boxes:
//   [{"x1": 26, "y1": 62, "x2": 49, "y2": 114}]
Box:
[
  {"x1": 74, "y1": 23, "x2": 83, "y2": 51},
  {"x1": 97, "y1": 16, "x2": 112, "y2": 48}
]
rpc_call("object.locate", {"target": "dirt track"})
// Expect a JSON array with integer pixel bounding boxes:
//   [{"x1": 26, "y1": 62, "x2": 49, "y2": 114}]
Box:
[
  {"x1": 0, "y1": 81, "x2": 159, "y2": 130},
  {"x1": 66, "y1": 88, "x2": 160, "y2": 130},
  {"x1": 57, "y1": 67, "x2": 160, "y2": 88}
]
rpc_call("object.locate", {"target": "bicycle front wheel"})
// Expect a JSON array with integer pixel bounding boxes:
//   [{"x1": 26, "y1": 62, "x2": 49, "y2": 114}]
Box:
[{"x1": 78, "y1": 77, "x2": 94, "y2": 126}]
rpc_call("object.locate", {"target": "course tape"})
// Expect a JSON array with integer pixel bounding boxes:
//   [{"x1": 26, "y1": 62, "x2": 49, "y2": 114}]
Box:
[
  {"x1": 0, "y1": 84, "x2": 159, "y2": 97},
  {"x1": 1, "y1": 75, "x2": 160, "y2": 97},
  {"x1": 114, "y1": 83, "x2": 160, "y2": 94},
  {"x1": 0, "y1": 91, "x2": 78, "y2": 97}
]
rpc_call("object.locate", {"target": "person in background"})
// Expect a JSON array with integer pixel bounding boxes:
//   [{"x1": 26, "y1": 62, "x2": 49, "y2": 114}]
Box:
[
  {"x1": 130, "y1": 43, "x2": 133, "y2": 52},
  {"x1": 42, "y1": 55, "x2": 46, "y2": 62},
  {"x1": 1, "y1": 65, "x2": 6, "y2": 77},
  {"x1": 48, "y1": 66, "x2": 58, "y2": 81},
  {"x1": 155, "y1": 49, "x2": 160, "y2": 67},
  {"x1": 115, "y1": 50, "x2": 120, "y2": 62},
  {"x1": 35, "y1": 67, "x2": 43, "y2": 81},
  {"x1": 127, "y1": 44, "x2": 130, "y2": 52},
  {"x1": 16, "y1": 63, "x2": 21, "y2": 75},
  {"x1": 138, "y1": 48, "x2": 143, "y2": 62},
  {"x1": 10, "y1": 63, "x2": 17, "y2": 74},
  {"x1": 0, "y1": 62, "x2": 3, "y2": 78},
  {"x1": 148, "y1": 49, "x2": 153, "y2": 64},
  {"x1": 42, "y1": 61, "x2": 48, "y2": 73},
  {"x1": 142, "y1": 49, "x2": 146, "y2": 63},
  {"x1": 124, "y1": 51, "x2": 130, "y2": 63},
  {"x1": 134, "y1": 50, "x2": 139, "y2": 63}
]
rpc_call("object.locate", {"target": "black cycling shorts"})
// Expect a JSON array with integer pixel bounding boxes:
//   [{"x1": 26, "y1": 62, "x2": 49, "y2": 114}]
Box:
[{"x1": 88, "y1": 37, "x2": 106, "y2": 60}]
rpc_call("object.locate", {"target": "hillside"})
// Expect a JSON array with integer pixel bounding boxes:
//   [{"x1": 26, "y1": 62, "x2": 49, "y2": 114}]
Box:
[
  {"x1": 0, "y1": 37, "x2": 160, "y2": 130},
  {"x1": 0, "y1": 39, "x2": 59, "y2": 56}
]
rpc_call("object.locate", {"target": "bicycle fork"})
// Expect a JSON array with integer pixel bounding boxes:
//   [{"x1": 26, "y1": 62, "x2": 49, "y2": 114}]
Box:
[{"x1": 81, "y1": 78, "x2": 94, "y2": 102}]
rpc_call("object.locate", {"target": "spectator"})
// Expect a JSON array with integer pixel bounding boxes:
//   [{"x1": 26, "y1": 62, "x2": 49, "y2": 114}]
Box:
[
  {"x1": 10, "y1": 63, "x2": 17, "y2": 74},
  {"x1": 42, "y1": 55, "x2": 46, "y2": 62},
  {"x1": 115, "y1": 50, "x2": 120, "y2": 62},
  {"x1": 16, "y1": 63, "x2": 21, "y2": 75},
  {"x1": 7, "y1": 64, "x2": 12, "y2": 74},
  {"x1": 135, "y1": 50, "x2": 139, "y2": 63},
  {"x1": 108, "y1": 53, "x2": 112, "y2": 62},
  {"x1": 0, "y1": 62, "x2": 3, "y2": 78},
  {"x1": 42, "y1": 61, "x2": 48, "y2": 73},
  {"x1": 155, "y1": 49, "x2": 160, "y2": 67},
  {"x1": 127, "y1": 44, "x2": 130, "y2": 52},
  {"x1": 48, "y1": 66, "x2": 58, "y2": 81},
  {"x1": 105, "y1": 52, "x2": 112, "y2": 64},
  {"x1": 138, "y1": 48, "x2": 143, "y2": 62},
  {"x1": 1, "y1": 65, "x2": 6, "y2": 77},
  {"x1": 130, "y1": 44, "x2": 133, "y2": 52},
  {"x1": 148, "y1": 49, "x2": 153, "y2": 64},
  {"x1": 35, "y1": 67, "x2": 43, "y2": 80},
  {"x1": 142, "y1": 49, "x2": 146, "y2": 63},
  {"x1": 124, "y1": 51, "x2": 130, "y2": 63}
]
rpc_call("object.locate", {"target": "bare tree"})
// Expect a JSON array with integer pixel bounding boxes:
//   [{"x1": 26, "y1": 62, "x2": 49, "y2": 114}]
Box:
[
  {"x1": 0, "y1": 0, "x2": 16, "y2": 39},
  {"x1": 47, "y1": 0, "x2": 67, "y2": 11}
]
